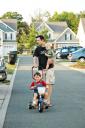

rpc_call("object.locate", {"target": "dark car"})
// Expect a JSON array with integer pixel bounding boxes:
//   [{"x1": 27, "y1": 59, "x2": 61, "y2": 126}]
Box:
[
  {"x1": 68, "y1": 48, "x2": 85, "y2": 62},
  {"x1": 0, "y1": 58, "x2": 7, "y2": 81},
  {"x1": 60, "y1": 46, "x2": 82, "y2": 59}
]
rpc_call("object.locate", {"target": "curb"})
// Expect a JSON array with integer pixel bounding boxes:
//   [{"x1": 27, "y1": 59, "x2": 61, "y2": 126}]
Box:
[{"x1": 0, "y1": 58, "x2": 19, "y2": 128}]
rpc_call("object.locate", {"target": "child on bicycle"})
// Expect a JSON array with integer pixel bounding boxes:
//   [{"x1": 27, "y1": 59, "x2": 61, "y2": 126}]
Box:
[{"x1": 29, "y1": 72, "x2": 48, "y2": 106}]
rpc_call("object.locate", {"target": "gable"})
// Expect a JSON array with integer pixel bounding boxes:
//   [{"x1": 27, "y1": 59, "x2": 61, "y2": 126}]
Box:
[{"x1": 55, "y1": 27, "x2": 78, "y2": 42}]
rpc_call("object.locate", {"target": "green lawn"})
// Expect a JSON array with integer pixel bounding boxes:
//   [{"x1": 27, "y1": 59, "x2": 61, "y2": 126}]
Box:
[
  {"x1": 71, "y1": 61, "x2": 85, "y2": 69},
  {"x1": 6, "y1": 63, "x2": 16, "y2": 74}
]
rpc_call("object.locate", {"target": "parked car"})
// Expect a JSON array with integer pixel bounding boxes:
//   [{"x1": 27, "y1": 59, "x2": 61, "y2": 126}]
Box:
[
  {"x1": 54, "y1": 48, "x2": 61, "y2": 59},
  {"x1": 68, "y1": 48, "x2": 85, "y2": 62},
  {"x1": 0, "y1": 58, "x2": 7, "y2": 81},
  {"x1": 60, "y1": 46, "x2": 82, "y2": 59}
]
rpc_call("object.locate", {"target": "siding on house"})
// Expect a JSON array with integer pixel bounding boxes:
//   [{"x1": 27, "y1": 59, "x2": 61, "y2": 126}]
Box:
[
  {"x1": 0, "y1": 19, "x2": 17, "y2": 56},
  {"x1": 77, "y1": 18, "x2": 85, "y2": 47},
  {"x1": 54, "y1": 28, "x2": 79, "y2": 48}
]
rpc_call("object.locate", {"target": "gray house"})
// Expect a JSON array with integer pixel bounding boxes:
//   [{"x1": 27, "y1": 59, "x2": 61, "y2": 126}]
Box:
[
  {"x1": 54, "y1": 27, "x2": 79, "y2": 48},
  {"x1": 35, "y1": 21, "x2": 79, "y2": 49},
  {"x1": 0, "y1": 19, "x2": 17, "y2": 57}
]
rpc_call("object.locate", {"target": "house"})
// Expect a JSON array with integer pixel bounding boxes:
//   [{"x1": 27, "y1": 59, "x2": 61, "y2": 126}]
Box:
[
  {"x1": 35, "y1": 21, "x2": 79, "y2": 49},
  {"x1": 54, "y1": 27, "x2": 79, "y2": 48},
  {"x1": 0, "y1": 19, "x2": 17, "y2": 57},
  {"x1": 77, "y1": 18, "x2": 85, "y2": 47}
]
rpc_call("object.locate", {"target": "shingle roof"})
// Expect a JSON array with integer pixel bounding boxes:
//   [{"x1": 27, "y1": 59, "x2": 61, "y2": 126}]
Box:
[
  {"x1": 46, "y1": 22, "x2": 68, "y2": 33},
  {"x1": 81, "y1": 18, "x2": 85, "y2": 32},
  {"x1": 0, "y1": 22, "x2": 14, "y2": 32},
  {"x1": 1, "y1": 19, "x2": 17, "y2": 31},
  {"x1": 34, "y1": 21, "x2": 68, "y2": 33}
]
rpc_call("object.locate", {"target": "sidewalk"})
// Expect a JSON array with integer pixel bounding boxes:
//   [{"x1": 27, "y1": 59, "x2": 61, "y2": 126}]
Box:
[
  {"x1": 0, "y1": 75, "x2": 12, "y2": 109},
  {"x1": 0, "y1": 74, "x2": 13, "y2": 128},
  {"x1": 58, "y1": 61, "x2": 85, "y2": 74},
  {"x1": 0, "y1": 59, "x2": 19, "y2": 128}
]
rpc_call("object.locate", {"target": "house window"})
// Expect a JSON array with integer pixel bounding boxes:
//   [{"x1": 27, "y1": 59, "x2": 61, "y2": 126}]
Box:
[
  {"x1": 65, "y1": 33, "x2": 72, "y2": 40},
  {"x1": 65, "y1": 34, "x2": 67, "y2": 40},
  {"x1": 5, "y1": 33, "x2": 7, "y2": 40},
  {"x1": 48, "y1": 33, "x2": 51, "y2": 39},
  {"x1": 10, "y1": 33, "x2": 12, "y2": 40},
  {"x1": 70, "y1": 34, "x2": 72, "y2": 40}
]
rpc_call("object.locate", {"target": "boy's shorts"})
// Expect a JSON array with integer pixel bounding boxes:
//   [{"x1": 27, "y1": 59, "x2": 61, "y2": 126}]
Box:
[
  {"x1": 46, "y1": 68, "x2": 55, "y2": 85},
  {"x1": 34, "y1": 89, "x2": 38, "y2": 94}
]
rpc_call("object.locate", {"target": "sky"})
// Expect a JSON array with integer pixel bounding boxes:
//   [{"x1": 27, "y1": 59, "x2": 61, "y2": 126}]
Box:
[{"x1": 0, "y1": 0, "x2": 85, "y2": 24}]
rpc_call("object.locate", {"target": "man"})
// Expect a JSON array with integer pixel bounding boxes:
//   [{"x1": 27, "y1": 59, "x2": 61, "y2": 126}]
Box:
[
  {"x1": 33, "y1": 35, "x2": 48, "y2": 70},
  {"x1": 33, "y1": 35, "x2": 55, "y2": 106}
]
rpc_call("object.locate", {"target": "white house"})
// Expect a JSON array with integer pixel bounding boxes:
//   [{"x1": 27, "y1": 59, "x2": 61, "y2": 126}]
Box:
[
  {"x1": 35, "y1": 21, "x2": 79, "y2": 49},
  {"x1": 77, "y1": 18, "x2": 85, "y2": 47},
  {"x1": 0, "y1": 19, "x2": 17, "y2": 57}
]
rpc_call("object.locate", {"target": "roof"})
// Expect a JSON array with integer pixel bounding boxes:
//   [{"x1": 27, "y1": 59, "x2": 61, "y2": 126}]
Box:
[
  {"x1": 34, "y1": 21, "x2": 68, "y2": 33},
  {"x1": 1, "y1": 19, "x2": 17, "y2": 31},
  {"x1": 81, "y1": 18, "x2": 85, "y2": 32},
  {"x1": 0, "y1": 22, "x2": 14, "y2": 32},
  {"x1": 46, "y1": 22, "x2": 68, "y2": 33}
]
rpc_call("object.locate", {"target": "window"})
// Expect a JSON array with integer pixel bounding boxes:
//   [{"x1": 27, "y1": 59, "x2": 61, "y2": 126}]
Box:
[
  {"x1": 62, "y1": 48, "x2": 68, "y2": 53},
  {"x1": 70, "y1": 34, "x2": 72, "y2": 40},
  {"x1": 65, "y1": 33, "x2": 72, "y2": 40},
  {"x1": 5, "y1": 33, "x2": 7, "y2": 40},
  {"x1": 10, "y1": 33, "x2": 12, "y2": 40},
  {"x1": 65, "y1": 34, "x2": 67, "y2": 40},
  {"x1": 48, "y1": 33, "x2": 51, "y2": 38}
]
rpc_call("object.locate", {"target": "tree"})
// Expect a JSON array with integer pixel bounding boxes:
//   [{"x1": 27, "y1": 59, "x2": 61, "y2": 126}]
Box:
[
  {"x1": 0, "y1": 11, "x2": 23, "y2": 22},
  {"x1": 48, "y1": 11, "x2": 59, "y2": 21},
  {"x1": 27, "y1": 24, "x2": 38, "y2": 48},
  {"x1": 48, "y1": 11, "x2": 79, "y2": 33},
  {"x1": 31, "y1": 10, "x2": 51, "y2": 23},
  {"x1": 38, "y1": 29, "x2": 49, "y2": 42}
]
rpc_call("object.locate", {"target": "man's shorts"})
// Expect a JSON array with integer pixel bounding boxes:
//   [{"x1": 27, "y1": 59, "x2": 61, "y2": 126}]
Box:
[
  {"x1": 38, "y1": 68, "x2": 55, "y2": 85},
  {"x1": 46, "y1": 68, "x2": 55, "y2": 85}
]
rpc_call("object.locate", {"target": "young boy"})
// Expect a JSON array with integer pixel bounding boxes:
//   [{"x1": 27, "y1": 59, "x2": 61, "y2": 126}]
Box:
[
  {"x1": 29, "y1": 72, "x2": 48, "y2": 106},
  {"x1": 45, "y1": 43, "x2": 54, "y2": 69}
]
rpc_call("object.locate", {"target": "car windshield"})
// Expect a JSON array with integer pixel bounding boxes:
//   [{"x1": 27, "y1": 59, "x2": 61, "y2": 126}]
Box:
[{"x1": 62, "y1": 49, "x2": 68, "y2": 52}]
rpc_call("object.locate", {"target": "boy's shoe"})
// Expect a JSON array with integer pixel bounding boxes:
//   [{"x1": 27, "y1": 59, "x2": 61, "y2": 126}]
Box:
[{"x1": 32, "y1": 100, "x2": 37, "y2": 107}]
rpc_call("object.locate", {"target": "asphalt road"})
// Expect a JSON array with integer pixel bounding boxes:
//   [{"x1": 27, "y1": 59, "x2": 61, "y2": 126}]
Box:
[{"x1": 3, "y1": 56, "x2": 85, "y2": 128}]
